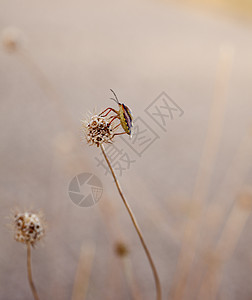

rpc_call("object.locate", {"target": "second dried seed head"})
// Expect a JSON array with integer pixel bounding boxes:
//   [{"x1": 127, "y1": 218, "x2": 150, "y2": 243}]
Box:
[{"x1": 13, "y1": 211, "x2": 45, "y2": 246}]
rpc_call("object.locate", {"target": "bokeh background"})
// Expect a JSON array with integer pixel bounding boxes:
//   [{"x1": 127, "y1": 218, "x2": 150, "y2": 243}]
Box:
[{"x1": 0, "y1": 0, "x2": 252, "y2": 299}]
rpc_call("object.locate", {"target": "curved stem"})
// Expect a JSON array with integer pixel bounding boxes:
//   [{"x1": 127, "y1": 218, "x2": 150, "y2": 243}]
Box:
[
  {"x1": 100, "y1": 144, "x2": 162, "y2": 300},
  {"x1": 27, "y1": 243, "x2": 40, "y2": 300}
]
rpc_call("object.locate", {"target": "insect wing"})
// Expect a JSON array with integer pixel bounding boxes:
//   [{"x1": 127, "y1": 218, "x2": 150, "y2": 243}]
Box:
[{"x1": 122, "y1": 104, "x2": 133, "y2": 134}]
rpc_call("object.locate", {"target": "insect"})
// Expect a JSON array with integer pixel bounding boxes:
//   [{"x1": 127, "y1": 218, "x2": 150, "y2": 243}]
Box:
[{"x1": 99, "y1": 89, "x2": 133, "y2": 137}]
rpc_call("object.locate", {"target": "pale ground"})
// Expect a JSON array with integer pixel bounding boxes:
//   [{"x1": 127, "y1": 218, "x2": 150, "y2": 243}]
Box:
[{"x1": 0, "y1": 0, "x2": 252, "y2": 299}]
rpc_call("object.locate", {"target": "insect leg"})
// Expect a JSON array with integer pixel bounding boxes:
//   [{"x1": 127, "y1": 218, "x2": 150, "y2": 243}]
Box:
[
  {"x1": 113, "y1": 132, "x2": 127, "y2": 136},
  {"x1": 108, "y1": 115, "x2": 120, "y2": 124},
  {"x1": 99, "y1": 107, "x2": 118, "y2": 117},
  {"x1": 113, "y1": 123, "x2": 121, "y2": 130}
]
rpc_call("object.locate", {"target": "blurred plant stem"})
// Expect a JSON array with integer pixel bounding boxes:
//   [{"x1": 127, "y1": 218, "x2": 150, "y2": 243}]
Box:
[
  {"x1": 121, "y1": 256, "x2": 143, "y2": 300},
  {"x1": 171, "y1": 45, "x2": 233, "y2": 300},
  {"x1": 27, "y1": 243, "x2": 40, "y2": 300},
  {"x1": 100, "y1": 144, "x2": 161, "y2": 300},
  {"x1": 197, "y1": 191, "x2": 252, "y2": 300},
  {"x1": 71, "y1": 243, "x2": 96, "y2": 300}
]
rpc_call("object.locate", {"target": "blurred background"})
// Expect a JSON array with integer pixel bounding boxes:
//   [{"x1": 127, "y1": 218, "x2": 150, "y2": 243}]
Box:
[{"x1": 0, "y1": 0, "x2": 252, "y2": 299}]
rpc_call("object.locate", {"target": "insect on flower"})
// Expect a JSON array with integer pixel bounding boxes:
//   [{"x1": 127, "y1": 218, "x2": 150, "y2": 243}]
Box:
[{"x1": 99, "y1": 89, "x2": 133, "y2": 137}]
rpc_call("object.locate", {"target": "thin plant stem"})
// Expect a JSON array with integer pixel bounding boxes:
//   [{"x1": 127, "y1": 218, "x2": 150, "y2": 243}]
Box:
[
  {"x1": 100, "y1": 144, "x2": 161, "y2": 300},
  {"x1": 27, "y1": 243, "x2": 40, "y2": 300}
]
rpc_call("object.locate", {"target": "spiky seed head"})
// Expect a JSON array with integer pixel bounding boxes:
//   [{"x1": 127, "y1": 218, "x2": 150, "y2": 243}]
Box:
[
  {"x1": 82, "y1": 115, "x2": 116, "y2": 147},
  {"x1": 13, "y1": 211, "x2": 45, "y2": 246}
]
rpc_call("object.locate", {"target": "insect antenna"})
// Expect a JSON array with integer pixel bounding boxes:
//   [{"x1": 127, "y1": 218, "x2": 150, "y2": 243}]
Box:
[{"x1": 110, "y1": 89, "x2": 120, "y2": 104}]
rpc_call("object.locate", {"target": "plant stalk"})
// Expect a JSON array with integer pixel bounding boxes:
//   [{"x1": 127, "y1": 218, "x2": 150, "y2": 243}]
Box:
[
  {"x1": 27, "y1": 243, "x2": 40, "y2": 300},
  {"x1": 100, "y1": 144, "x2": 161, "y2": 300}
]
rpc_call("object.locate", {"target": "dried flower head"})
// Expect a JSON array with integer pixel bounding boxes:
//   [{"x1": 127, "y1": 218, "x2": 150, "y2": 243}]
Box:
[
  {"x1": 82, "y1": 114, "x2": 116, "y2": 147},
  {"x1": 114, "y1": 241, "x2": 129, "y2": 257},
  {"x1": 1, "y1": 27, "x2": 23, "y2": 53},
  {"x1": 13, "y1": 211, "x2": 45, "y2": 246}
]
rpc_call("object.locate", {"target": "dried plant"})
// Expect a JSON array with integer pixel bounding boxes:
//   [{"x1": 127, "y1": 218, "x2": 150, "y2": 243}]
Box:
[
  {"x1": 82, "y1": 114, "x2": 117, "y2": 147},
  {"x1": 12, "y1": 210, "x2": 45, "y2": 300},
  {"x1": 82, "y1": 99, "x2": 162, "y2": 300}
]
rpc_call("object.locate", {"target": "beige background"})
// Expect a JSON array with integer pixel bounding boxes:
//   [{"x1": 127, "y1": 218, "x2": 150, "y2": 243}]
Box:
[{"x1": 0, "y1": 0, "x2": 252, "y2": 299}]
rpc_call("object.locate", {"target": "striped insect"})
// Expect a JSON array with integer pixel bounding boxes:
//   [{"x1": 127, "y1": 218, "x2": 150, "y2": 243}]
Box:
[{"x1": 99, "y1": 89, "x2": 133, "y2": 137}]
